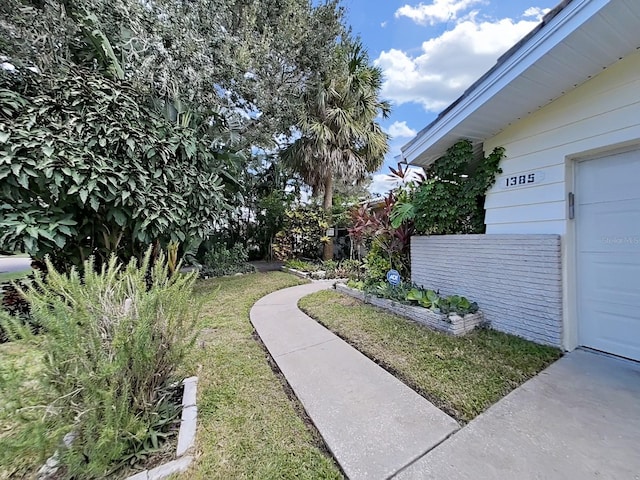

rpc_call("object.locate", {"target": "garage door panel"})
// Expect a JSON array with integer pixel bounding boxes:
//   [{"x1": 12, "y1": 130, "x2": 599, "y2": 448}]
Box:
[
  {"x1": 580, "y1": 255, "x2": 640, "y2": 299},
  {"x1": 578, "y1": 200, "x2": 640, "y2": 252},
  {"x1": 577, "y1": 149, "x2": 640, "y2": 204},
  {"x1": 577, "y1": 147, "x2": 640, "y2": 361},
  {"x1": 581, "y1": 308, "x2": 640, "y2": 361}
]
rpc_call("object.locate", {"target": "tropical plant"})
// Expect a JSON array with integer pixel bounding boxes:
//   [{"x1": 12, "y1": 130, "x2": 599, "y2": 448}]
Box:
[
  {"x1": 272, "y1": 206, "x2": 329, "y2": 261},
  {"x1": 0, "y1": 65, "x2": 236, "y2": 270},
  {"x1": 0, "y1": 250, "x2": 199, "y2": 478},
  {"x1": 284, "y1": 259, "x2": 321, "y2": 272},
  {"x1": 199, "y1": 243, "x2": 255, "y2": 278},
  {"x1": 349, "y1": 191, "x2": 413, "y2": 284},
  {"x1": 404, "y1": 286, "x2": 479, "y2": 315},
  {"x1": 406, "y1": 287, "x2": 440, "y2": 309},
  {"x1": 282, "y1": 39, "x2": 390, "y2": 260}
]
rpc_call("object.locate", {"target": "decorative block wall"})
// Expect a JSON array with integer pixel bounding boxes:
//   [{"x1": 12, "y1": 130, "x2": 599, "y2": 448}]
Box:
[{"x1": 411, "y1": 234, "x2": 562, "y2": 347}]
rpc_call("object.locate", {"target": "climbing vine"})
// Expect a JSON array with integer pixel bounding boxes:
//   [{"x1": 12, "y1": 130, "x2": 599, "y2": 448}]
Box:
[{"x1": 410, "y1": 140, "x2": 504, "y2": 235}]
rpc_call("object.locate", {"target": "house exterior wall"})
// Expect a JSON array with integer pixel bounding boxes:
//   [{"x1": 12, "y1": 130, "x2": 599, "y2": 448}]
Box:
[
  {"x1": 483, "y1": 51, "x2": 640, "y2": 235},
  {"x1": 411, "y1": 235, "x2": 562, "y2": 347},
  {"x1": 480, "y1": 51, "x2": 640, "y2": 351}
]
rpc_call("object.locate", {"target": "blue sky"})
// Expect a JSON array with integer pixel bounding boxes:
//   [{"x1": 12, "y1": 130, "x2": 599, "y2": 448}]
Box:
[{"x1": 341, "y1": 0, "x2": 559, "y2": 194}]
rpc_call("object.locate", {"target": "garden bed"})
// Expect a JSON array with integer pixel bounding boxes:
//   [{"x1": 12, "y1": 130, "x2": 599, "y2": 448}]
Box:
[
  {"x1": 335, "y1": 283, "x2": 485, "y2": 336},
  {"x1": 37, "y1": 377, "x2": 199, "y2": 480}
]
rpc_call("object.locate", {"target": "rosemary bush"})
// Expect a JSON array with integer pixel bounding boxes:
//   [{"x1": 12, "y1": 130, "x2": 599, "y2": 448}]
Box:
[{"x1": 3, "y1": 251, "x2": 199, "y2": 477}]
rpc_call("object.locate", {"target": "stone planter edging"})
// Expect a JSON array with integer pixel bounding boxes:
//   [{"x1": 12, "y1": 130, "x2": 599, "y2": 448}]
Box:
[
  {"x1": 281, "y1": 266, "x2": 312, "y2": 279},
  {"x1": 126, "y1": 376, "x2": 198, "y2": 480},
  {"x1": 281, "y1": 266, "x2": 347, "y2": 283},
  {"x1": 335, "y1": 283, "x2": 485, "y2": 335}
]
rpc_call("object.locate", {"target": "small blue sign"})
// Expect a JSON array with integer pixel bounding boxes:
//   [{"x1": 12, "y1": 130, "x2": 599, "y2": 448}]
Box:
[{"x1": 386, "y1": 269, "x2": 401, "y2": 286}]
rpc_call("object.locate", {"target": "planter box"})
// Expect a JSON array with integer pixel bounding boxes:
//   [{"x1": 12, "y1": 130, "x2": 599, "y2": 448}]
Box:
[
  {"x1": 335, "y1": 283, "x2": 485, "y2": 336},
  {"x1": 281, "y1": 266, "x2": 314, "y2": 279}
]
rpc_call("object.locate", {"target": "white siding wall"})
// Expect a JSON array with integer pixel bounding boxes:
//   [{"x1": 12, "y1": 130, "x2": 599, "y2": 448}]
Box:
[{"x1": 484, "y1": 51, "x2": 640, "y2": 235}]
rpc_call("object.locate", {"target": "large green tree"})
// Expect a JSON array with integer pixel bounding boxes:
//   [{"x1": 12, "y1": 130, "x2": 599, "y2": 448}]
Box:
[
  {"x1": 0, "y1": 66, "x2": 236, "y2": 269},
  {"x1": 0, "y1": 0, "x2": 346, "y2": 147},
  {"x1": 282, "y1": 40, "x2": 390, "y2": 259}
]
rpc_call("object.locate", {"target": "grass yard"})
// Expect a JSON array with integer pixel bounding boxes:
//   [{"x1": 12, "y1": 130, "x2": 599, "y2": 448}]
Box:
[
  {"x1": 0, "y1": 269, "x2": 32, "y2": 284},
  {"x1": 299, "y1": 290, "x2": 562, "y2": 423},
  {"x1": 182, "y1": 272, "x2": 343, "y2": 480},
  {"x1": 0, "y1": 338, "x2": 50, "y2": 478}
]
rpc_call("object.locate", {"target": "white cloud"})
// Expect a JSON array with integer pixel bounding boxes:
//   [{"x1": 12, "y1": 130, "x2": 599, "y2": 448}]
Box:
[
  {"x1": 523, "y1": 6, "x2": 550, "y2": 21},
  {"x1": 376, "y1": 11, "x2": 544, "y2": 112},
  {"x1": 381, "y1": 21, "x2": 388, "y2": 28},
  {"x1": 387, "y1": 121, "x2": 417, "y2": 139},
  {"x1": 368, "y1": 166, "x2": 425, "y2": 196},
  {"x1": 369, "y1": 173, "x2": 402, "y2": 196},
  {"x1": 395, "y1": 0, "x2": 484, "y2": 26}
]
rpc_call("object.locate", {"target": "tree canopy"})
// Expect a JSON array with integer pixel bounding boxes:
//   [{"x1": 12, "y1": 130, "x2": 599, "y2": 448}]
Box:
[
  {"x1": 0, "y1": 66, "x2": 237, "y2": 268},
  {"x1": 1, "y1": 0, "x2": 346, "y2": 147}
]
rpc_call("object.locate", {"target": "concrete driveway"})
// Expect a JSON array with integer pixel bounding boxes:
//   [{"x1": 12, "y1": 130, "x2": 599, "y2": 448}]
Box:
[
  {"x1": 395, "y1": 349, "x2": 640, "y2": 480},
  {"x1": 0, "y1": 255, "x2": 31, "y2": 273}
]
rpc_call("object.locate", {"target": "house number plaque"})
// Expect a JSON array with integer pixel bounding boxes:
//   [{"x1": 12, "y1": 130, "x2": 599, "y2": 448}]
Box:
[{"x1": 499, "y1": 170, "x2": 546, "y2": 189}]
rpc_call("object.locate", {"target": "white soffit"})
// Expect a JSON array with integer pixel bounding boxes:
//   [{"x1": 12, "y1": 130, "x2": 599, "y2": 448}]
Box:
[{"x1": 403, "y1": 0, "x2": 640, "y2": 167}]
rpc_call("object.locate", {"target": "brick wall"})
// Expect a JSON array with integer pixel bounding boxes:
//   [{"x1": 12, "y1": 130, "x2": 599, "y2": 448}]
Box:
[{"x1": 411, "y1": 234, "x2": 562, "y2": 347}]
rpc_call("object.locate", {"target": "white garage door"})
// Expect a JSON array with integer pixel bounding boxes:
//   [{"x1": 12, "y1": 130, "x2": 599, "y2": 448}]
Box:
[{"x1": 576, "y1": 147, "x2": 640, "y2": 361}]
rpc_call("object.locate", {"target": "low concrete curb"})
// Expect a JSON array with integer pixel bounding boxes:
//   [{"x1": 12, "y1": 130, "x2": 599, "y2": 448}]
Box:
[
  {"x1": 335, "y1": 283, "x2": 485, "y2": 335},
  {"x1": 281, "y1": 266, "x2": 312, "y2": 279},
  {"x1": 126, "y1": 376, "x2": 198, "y2": 480}
]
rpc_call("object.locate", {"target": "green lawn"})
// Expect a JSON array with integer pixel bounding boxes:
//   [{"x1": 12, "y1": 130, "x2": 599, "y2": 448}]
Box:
[
  {"x1": 0, "y1": 269, "x2": 32, "y2": 284},
  {"x1": 182, "y1": 272, "x2": 342, "y2": 479},
  {"x1": 0, "y1": 338, "x2": 50, "y2": 478},
  {"x1": 299, "y1": 290, "x2": 562, "y2": 423}
]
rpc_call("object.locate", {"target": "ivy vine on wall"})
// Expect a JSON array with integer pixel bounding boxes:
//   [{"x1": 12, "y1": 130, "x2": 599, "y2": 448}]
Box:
[{"x1": 393, "y1": 139, "x2": 504, "y2": 236}]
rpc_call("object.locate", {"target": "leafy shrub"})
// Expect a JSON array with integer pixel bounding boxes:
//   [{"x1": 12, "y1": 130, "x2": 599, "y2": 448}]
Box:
[
  {"x1": 0, "y1": 65, "x2": 236, "y2": 271},
  {"x1": 0, "y1": 279, "x2": 40, "y2": 343},
  {"x1": 285, "y1": 259, "x2": 364, "y2": 280},
  {"x1": 284, "y1": 259, "x2": 320, "y2": 272},
  {"x1": 272, "y1": 207, "x2": 329, "y2": 261},
  {"x1": 326, "y1": 259, "x2": 363, "y2": 280},
  {"x1": 363, "y1": 281, "x2": 414, "y2": 303},
  {"x1": 0, "y1": 251, "x2": 199, "y2": 478},
  {"x1": 200, "y1": 243, "x2": 256, "y2": 278},
  {"x1": 346, "y1": 279, "x2": 365, "y2": 290},
  {"x1": 363, "y1": 243, "x2": 392, "y2": 286},
  {"x1": 405, "y1": 286, "x2": 478, "y2": 316}
]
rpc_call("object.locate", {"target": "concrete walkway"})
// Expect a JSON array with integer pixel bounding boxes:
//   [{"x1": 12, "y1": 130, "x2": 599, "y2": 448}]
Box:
[
  {"x1": 395, "y1": 349, "x2": 640, "y2": 480},
  {"x1": 250, "y1": 282, "x2": 459, "y2": 480}
]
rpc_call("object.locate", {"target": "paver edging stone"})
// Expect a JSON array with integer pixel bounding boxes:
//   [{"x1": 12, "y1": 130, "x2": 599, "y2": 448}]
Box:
[
  {"x1": 335, "y1": 283, "x2": 485, "y2": 335},
  {"x1": 281, "y1": 266, "x2": 312, "y2": 279},
  {"x1": 281, "y1": 266, "x2": 347, "y2": 282},
  {"x1": 37, "y1": 377, "x2": 198, "y2": 480}
]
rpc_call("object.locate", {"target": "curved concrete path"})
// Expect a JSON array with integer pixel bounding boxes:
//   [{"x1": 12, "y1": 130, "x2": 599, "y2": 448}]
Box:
[{"x1": 250, "y1": 282, "x2": 459, "y2": 480}]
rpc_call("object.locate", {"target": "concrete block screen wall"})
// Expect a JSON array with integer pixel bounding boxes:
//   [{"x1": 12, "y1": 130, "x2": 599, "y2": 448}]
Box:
[{"x1": 411, "y1": 234, "x2": 562, "y2": 347}]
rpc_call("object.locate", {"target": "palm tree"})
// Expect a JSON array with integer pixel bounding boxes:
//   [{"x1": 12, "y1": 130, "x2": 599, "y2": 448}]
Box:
[{"x1": 282, "y1": 40, "x2": 390, "y2": 260}]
